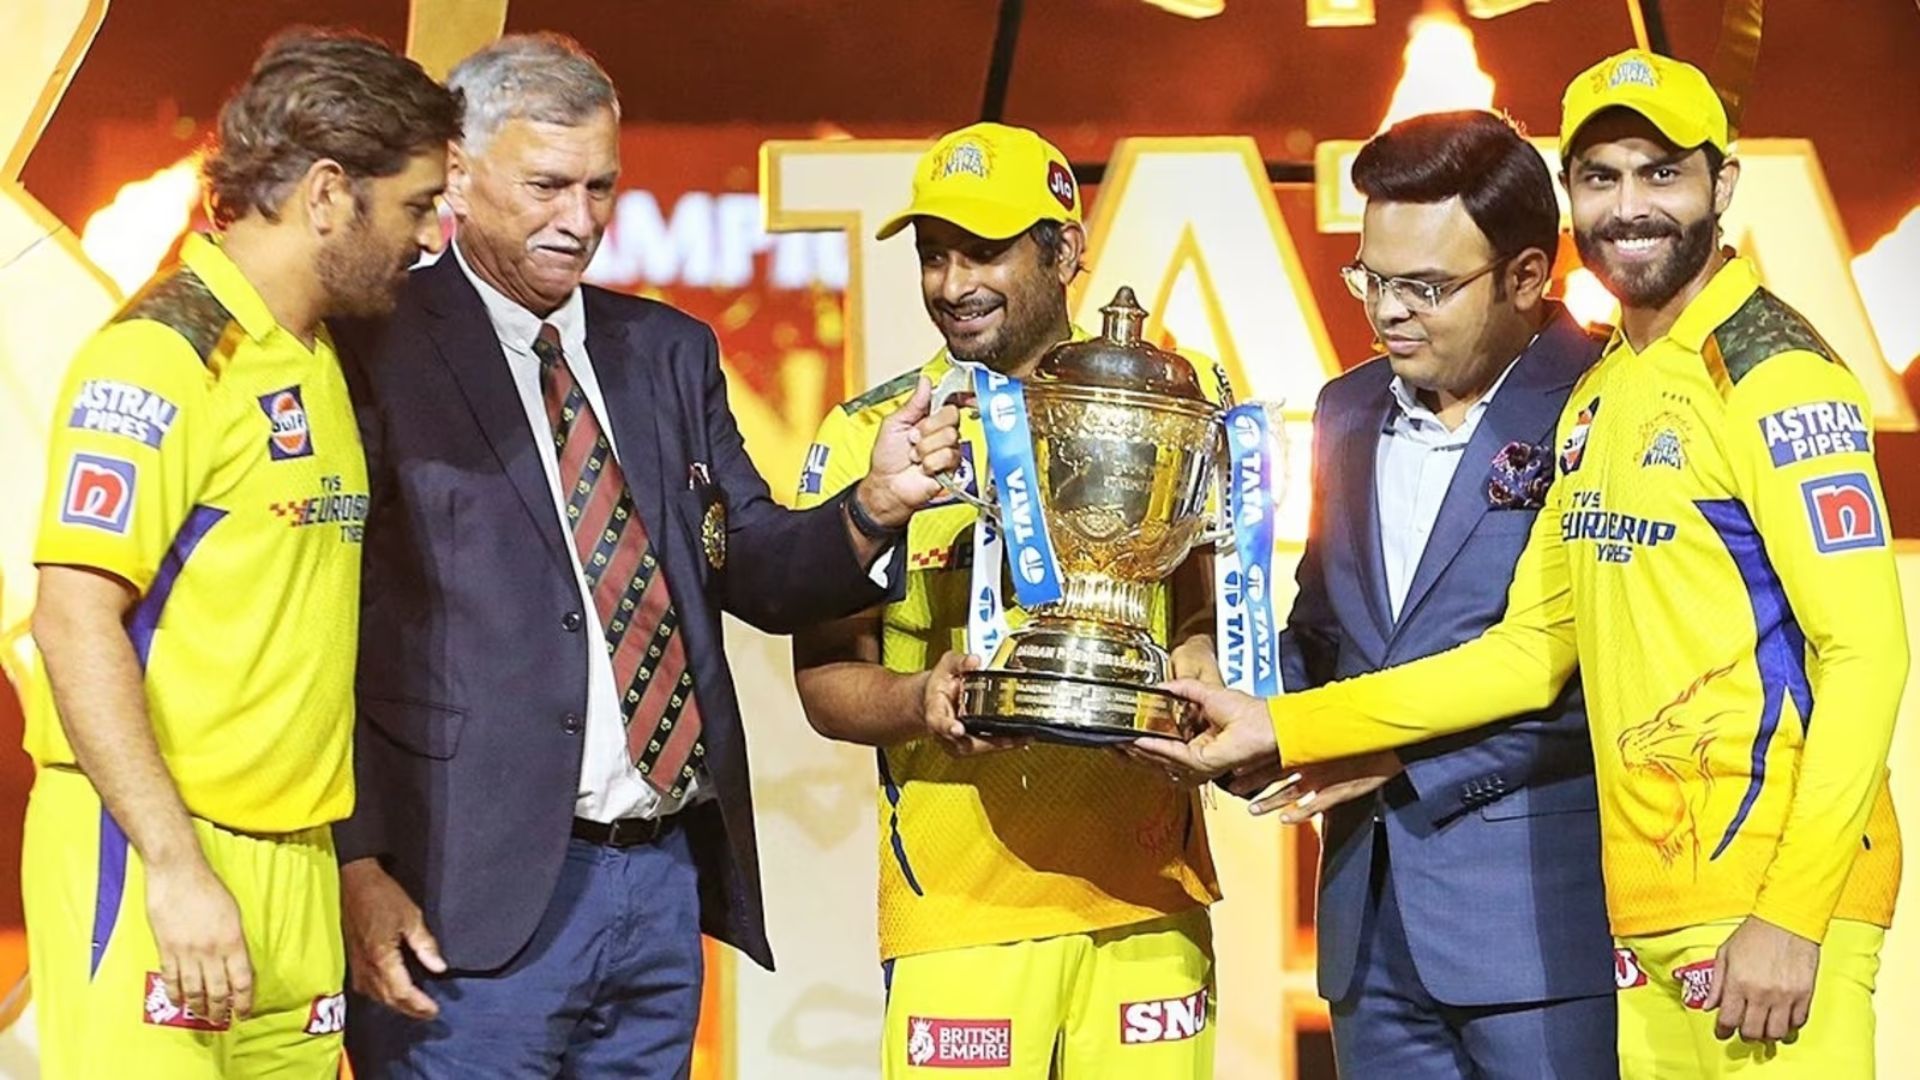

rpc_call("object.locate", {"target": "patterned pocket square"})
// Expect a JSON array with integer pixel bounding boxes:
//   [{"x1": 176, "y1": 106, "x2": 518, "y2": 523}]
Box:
[{"x1": 1487, "y1": 440, "x2": 1553, "y2": 510}]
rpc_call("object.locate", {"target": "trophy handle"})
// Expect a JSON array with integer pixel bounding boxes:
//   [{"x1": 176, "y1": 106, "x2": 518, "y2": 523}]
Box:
[
  {"x1": 931, "y1": 363, "x2": 1002, "y2": 523},
  {"x1": 1196, "y1": 415, "x2": 1235, "y2": 547},
  {"x1": 936, "y1": 470, "x2": 999, "y2": 521}
]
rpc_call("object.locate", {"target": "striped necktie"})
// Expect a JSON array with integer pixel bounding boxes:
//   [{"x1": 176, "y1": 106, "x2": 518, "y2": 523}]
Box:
[{"x1": 533, "y1": 323, "x2": 704, "y2": 799}]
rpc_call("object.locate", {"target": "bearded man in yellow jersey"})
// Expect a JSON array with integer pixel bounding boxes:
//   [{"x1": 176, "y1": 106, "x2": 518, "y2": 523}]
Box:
[
  {"x1": 1136, "y1": 51, "x2": 1905, "y2": 1078},
  {"x1": 22, "y1": 31, "x2": 458, "y2": 1079},
  {"x1": 792, "y1": 123, "x2": 1224, "y2": 1079}
]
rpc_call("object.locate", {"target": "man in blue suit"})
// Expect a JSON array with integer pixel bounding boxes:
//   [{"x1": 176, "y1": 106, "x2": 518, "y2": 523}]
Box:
[
  {"x1": 331, "y1": 35, "x2": 957, "y2": 1077},
  {"x1": 1226, "y1": 111, "x2": 1617, "y2": 1077}
]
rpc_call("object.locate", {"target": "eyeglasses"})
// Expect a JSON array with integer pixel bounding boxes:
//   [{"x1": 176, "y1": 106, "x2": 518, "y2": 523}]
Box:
[{"x1": 1339, "y1": 256, "x2": 1508, "y2": 313}]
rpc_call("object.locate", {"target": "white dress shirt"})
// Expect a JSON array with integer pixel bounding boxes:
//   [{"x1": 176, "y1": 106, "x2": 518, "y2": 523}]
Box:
[
  {"x1": 452, "y1": 242, "x2": 698, "y2": 822},
  {"x1": 1373, "y1": 356, "x2": 1523, "y2": 622}
]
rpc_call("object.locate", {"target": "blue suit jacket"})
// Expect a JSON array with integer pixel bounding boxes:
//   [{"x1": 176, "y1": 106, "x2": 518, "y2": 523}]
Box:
[
  {"x1": 1284, "y1": 308, "x2": 1615, "y2": 1007},
  {"x1": 332, "y1": 255, "x2": 893, "y2": 972}
]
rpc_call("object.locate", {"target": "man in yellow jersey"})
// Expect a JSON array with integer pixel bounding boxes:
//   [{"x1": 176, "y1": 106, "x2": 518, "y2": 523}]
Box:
[
  {"x1": 22, "y1": 31, "x2": 458, "y2": 1079},
  {"x1": 793, "y1": 122, "x2": 1223, "y2": 1079},
  {"x1": 1134, "y1": 50, "x2": 1905, "y2": 1077}
]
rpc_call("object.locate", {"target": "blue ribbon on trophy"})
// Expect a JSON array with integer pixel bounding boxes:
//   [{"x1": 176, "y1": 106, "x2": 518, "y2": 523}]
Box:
[
  {"x1": 1219, "y1": 402, "x2": 1282, "y2": 696},
  {"x1": 975, "y1": 367, "x2": 1065, "y2": 611},
  {"x1": 968, "y1": 508, "x2": 1010, "y2": 661}
]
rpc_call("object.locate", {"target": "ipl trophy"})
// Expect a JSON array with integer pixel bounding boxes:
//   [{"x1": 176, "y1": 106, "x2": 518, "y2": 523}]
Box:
[{"x1": 948, "y1": 286, "x2": 1282, "y2": 745}]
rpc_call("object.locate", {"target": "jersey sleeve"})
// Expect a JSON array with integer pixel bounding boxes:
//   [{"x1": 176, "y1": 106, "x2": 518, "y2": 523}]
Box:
[
  {"x1": 793, "y1": 398, "x2": 877, "y2": 512},
  {"x1": 1267, "y1": 401, "x2": 1581, "y2": 764},
  {"x1": 1724, "y1": 351, "x2": 1906, "y2": 942},
  {"x1": 33, "y1": 320, "x2": 215, "y2": 594}
]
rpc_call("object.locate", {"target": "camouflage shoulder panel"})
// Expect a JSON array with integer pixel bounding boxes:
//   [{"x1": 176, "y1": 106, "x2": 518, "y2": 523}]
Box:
[
  {"x1": 840, "y1": 369, "x2": 923, "y2": 415},
  {"x1": 1711, "y1": 288, "x2": 1836, "y2": 385},
  {"x1": 112, "y1": 266, "x2": 234, "y2": 365}
]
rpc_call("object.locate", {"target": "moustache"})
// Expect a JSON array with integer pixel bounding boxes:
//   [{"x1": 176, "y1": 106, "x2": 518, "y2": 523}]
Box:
[
  {"x1": 1591, "y1": 219, "x2": 1682, "y2": 243},
  {"x1": 937, "y1": 300, "x2": 1003, "y2": 319}
]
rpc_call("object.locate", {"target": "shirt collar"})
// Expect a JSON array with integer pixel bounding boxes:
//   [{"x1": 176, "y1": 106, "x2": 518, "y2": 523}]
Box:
[
  {"x1": 180, "y1": 232, "x2": 282, "y2": 344},
  {"x1": 451, "y1": 238, "x2": 586, "y2": 355}
]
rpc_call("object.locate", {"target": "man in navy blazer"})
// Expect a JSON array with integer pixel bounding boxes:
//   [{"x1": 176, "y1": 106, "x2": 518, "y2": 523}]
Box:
[
  {"x1": 332, "y1": 36, "x2": 957, "y2": 1076},
  {"x1": 1228, "y1": 112, "x2": 1617, "y2": 1077}
]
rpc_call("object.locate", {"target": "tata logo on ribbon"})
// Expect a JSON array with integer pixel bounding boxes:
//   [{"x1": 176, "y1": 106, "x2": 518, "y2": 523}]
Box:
[
  {"x1": 1003, "y1": 465, "x2": 1038, "y2": 547},
  {"x1": 987, "y1": 391, "x2": 1018, "y2": 433},
  {"x1": 1231, "y1": 411, "x2": 1261, "y2": 449}
]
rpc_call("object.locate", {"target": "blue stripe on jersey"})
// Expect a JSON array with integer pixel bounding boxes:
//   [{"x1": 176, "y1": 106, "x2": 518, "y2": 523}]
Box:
[
  {"x1": 876, "y1": 749, "x2": 925, "y2": 896},
  {"x1": 90, "y1": 807, "x2": 129, "y2": 979},
  {"x1": 1697, "y1": 499, "x2": 1814, "y2": 861},
  {"x1": 125, "y1": 505, "x2": 227, "y2": 666}
]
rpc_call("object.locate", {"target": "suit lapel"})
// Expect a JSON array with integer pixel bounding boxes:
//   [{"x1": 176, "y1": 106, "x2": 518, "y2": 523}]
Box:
[
  {"x1": 1389, "y1": 312, "x2": 1590, "y2": 637},
  {"x1": 582, "y1": 290, "x2": 667, "y2": 557},
  {"x1": 419, "y1": 257, "x2": 571, "y2": 569},
  {"x1": 1339, "y1": 391, "x2": 1396, "y2": 645}
]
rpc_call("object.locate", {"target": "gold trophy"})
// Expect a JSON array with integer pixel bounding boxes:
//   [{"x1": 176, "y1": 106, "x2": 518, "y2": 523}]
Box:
[{"x1": 953, "y1": 286, "x2": 1227, "y2": 744}]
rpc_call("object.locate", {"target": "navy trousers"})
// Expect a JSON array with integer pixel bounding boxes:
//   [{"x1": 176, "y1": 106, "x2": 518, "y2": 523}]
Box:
[
  {"x1": 1330, "y1": 830, "x2": 1618, "y2": 1079},
  {"x1": 347, "y1": 827, "x2": 706, "y2": 1079}
]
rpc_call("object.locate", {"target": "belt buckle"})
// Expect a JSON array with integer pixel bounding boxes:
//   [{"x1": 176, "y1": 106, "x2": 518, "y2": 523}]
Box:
[{"x1": 608, "y1": 816, "x2": 661, "y2": 847}]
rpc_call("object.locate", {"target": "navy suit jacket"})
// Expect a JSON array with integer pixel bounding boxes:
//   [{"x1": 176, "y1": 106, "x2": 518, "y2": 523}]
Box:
[
  {"x1": 332, "y1": 255, "x2": 893, "y2": 972},
  {"x1": 1284, "y1": 308, "x2": 1615, "y2": 1007}
]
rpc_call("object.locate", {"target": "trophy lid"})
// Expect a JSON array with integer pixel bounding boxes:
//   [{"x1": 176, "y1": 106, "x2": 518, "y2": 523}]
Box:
[{"x1": 1029, "y1": 287, "x2": 1208, "y2": 403}]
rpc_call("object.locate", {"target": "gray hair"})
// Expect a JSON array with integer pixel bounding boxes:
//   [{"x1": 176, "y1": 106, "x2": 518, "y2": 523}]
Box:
[{"x1": 447, "y1": 33, "x2": 619, "y2": 154}]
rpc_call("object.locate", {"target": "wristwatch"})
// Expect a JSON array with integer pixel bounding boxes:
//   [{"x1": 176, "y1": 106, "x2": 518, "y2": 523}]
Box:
[{"x1": 846, "y1": 488, "x2": 904, "y2": 540}]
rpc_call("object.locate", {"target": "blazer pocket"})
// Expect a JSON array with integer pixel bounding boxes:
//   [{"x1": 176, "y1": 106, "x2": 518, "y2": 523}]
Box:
[{"x1": 361, "y1": 696, "x2": 466, "y2": 760}]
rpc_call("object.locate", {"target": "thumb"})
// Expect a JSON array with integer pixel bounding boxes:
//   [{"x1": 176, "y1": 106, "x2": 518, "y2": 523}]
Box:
[
  {"x1": 406, "y1": 920, "x2": 448, "y2": 974},
  {"x1": 892, "y1": 376, "x2": 933, "y2": 428}
]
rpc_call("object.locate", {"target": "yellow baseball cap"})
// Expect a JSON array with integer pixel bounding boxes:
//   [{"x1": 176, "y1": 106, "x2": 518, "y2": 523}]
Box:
[
  {"x1": 1560, "y1": 49, "x2": 1730, "y2": 157},
  {"x1": 875, "y1": 122, "x2": 1083, "y2": 241}
]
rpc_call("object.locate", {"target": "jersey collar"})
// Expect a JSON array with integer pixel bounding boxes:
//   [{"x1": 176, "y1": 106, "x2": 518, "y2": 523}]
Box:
[
  {"x1": 1663, "y1": 249, "x2": 1761, "y2": 356},
  {"x1": 179, "y1": 232, "x2": 283, "y2": 345}
]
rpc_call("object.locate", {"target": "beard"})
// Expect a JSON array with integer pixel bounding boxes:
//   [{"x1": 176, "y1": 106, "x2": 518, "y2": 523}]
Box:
[
  {"x1": 319, "y1": 218, "x2": 415, "y2": 318},
  {"x1": 937, "y1": 281, "x2": 1068, "y2": 372},
  {"x1": 1574, "y1": 211, "x2": 1718, "y2": 310}
]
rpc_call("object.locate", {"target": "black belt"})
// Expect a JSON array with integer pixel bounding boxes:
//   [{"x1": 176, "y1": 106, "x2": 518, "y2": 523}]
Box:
[{"x1": 571, "y1": 815, "x2": 678, "y2": 848}]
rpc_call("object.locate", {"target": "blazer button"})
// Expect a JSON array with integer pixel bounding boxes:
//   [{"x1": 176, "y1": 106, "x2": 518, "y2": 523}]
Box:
[
  {"x1": 562, "y1": 611, "x2": 584, "y2": 632},
  {"x1": 562, "y1": 713, "x2": 582, "y2": 735}
]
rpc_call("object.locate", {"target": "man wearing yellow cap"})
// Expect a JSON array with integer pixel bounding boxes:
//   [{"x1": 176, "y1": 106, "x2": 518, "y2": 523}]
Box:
[
  {"x1": 1134, "y1": 50, "x2": 1904, "y2": 1077},
  {"x1": 792, "y1": 122, "x2": 1224, "y2": 1078}
]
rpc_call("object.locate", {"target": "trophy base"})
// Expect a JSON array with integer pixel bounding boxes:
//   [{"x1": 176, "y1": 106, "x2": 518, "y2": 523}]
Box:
[{"x1": 958, "y1": 669, "x2": 1196, "y2": 746}]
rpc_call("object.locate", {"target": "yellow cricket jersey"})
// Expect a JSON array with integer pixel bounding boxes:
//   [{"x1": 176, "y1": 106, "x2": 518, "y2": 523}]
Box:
[
  {"x1": 796, "y1": 338, "x2": 1222, "y2": 960},
  {"x1": 28, "y1": 233, "x2": 366, "y2": 834},
  {"x1": 1270, "y1": 255, "x2": 1905, "y2": 944}
]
